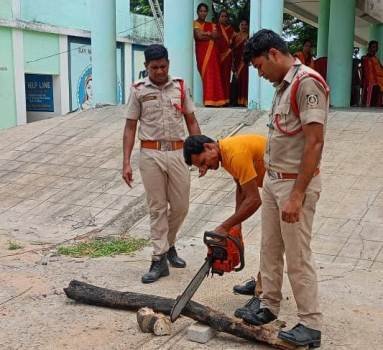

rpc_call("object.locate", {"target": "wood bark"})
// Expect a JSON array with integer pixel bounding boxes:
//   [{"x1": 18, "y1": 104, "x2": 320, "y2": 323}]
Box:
[
  {"x1": 64, "y1": 280, "x2": 302, "y2": 350},
  {"x1": 137, "y1": 307, "x2": 171, "y2": 335}
]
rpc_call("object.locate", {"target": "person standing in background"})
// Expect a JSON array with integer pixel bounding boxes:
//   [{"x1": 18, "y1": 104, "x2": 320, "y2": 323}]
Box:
[
  {"x1": 232, "y1": 18, "x2": 250, "y2": 106},
  {"x1": 216, "y1": 9, "x2": 235, "y2": 104},
  {"x1": 193, "y1": 3, "x2": 228, "y2": 107}
]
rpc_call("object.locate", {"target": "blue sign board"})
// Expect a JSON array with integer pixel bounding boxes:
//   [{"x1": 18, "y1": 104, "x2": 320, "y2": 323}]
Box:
[{"x1": 25, "y1": 74, "x2": 54, "y2": 112}]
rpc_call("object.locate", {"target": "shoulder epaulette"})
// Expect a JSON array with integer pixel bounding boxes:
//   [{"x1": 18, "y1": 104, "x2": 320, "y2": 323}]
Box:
[{"x1": 132, "y1": 80, "x2": 145, "y2": 88}]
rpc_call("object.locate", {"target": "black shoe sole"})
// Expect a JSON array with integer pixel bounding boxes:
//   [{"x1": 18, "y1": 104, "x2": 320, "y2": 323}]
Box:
[
  {"x1": 278, "y1": 335, "x2": 321, "y2": 348},
  {"x1": 168, "y1": 261, "x2": 186, "y2": 268},
  {"x1": 141, "y1": 270, "x2": 170, "y2": 284},
  {"x1": 233, "y1": 287, "x2": 256, "y2": 295},
  {"x1": 167, "y1": 258, "x2": 186, "y2": 268}
]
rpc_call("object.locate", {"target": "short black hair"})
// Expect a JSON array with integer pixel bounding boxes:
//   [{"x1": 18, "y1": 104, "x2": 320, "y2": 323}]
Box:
[
  {"x1": 183, "y1": 135, "x2": 215, "y2": 166},
  {"x1": 369, "y1": 40, "x2": 378, "y2": 48},
  {"x1": 197, "y1": 2, "x2": 208, "y2": 12},
  {"x1": 144, "y1": 44, "x2": 168, "y2": 63},
  {"x1": 243, "y1": 29, "x2": 289, "y2": 64}
]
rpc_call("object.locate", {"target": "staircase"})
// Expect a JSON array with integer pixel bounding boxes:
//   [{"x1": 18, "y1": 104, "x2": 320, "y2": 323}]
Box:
[{"x1": 148, "y1": 0, "x2": 164, "y2": 42}]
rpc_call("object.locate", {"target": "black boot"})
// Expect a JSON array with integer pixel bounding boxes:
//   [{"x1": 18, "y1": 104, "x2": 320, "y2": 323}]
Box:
[
  {"x1": 233, "y1": 278, "x2": 256, "y2": 295},
  {"x1": 242, "y1": 308, "x2": 277, "y2": 326},
  {"x1": 167, "y1": 246, "x2": 186, "y2": 268},
  {"x1": 234, "y1": 296, "x2": 261, "y2": 319},
  {"x1": 278, "y1": 324, "x2": 321, "y2": 348},
  {"x1": 141, "y1": 255, "x2": 169, "y2": 284}
]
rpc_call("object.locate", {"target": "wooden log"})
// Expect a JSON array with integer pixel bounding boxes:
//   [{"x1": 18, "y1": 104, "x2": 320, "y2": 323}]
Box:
[
  {"x1": 136, "y1": 307, "x2": 171, "y2": 335},
  {"x1": 64, "y1": 280, "x2": 301, "y2": 350}
]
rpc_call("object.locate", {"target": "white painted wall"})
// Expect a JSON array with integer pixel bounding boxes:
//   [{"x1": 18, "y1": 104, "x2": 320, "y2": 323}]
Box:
[
  {"x1": 59, "y1": 35, "x2": 70, "y2": 115},
  {"x1": 124, "y1": 42, "x2": 132, "y2": 103},
  {"x1": 12, "y1": 0, "x2": 27, "y2": 125}
]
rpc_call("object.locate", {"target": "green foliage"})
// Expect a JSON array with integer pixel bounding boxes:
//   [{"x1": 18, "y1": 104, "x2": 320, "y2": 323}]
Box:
[
  {"x1": 131, "y1": 0, "x2": 163, "y2": 16},
  {"x1": 8, "y1": 241, "x2": 23, "y2": 250},
  {"x1": 283, "y1": 13, "x2": 317, "y2": 55},
  {"x1": 211, "y1": 0, "x2": 249, "y2": 30},
  {"x1": 57, "y1": 237, "x2": 148, "y2": 258}
]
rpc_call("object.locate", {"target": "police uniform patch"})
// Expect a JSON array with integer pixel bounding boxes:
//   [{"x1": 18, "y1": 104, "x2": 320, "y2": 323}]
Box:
[{"x1": 306, "y1": 94, "x2": 319, "y2": 107}]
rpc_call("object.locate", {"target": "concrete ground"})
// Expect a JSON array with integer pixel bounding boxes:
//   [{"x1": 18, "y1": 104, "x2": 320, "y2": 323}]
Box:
[{"x1": 0, "y1": 106, "x2": 382, "y2": 349}]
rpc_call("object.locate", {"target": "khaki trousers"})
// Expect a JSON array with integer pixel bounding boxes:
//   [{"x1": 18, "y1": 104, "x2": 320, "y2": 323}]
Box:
[
  {"x1": 139, "y1": 149, "x2": 190, "y2": 260},
  {"x1": 260, "y1": 172, "x2": 322, "y2": 330}
]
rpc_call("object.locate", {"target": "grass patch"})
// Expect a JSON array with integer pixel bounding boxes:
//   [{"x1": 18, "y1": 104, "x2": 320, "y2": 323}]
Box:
[
  {"x1": 57, "y1": 237, "x2": 148, "y2": 258},
  {"x1": 8, "y1": 241, "x2": 23, "y2": 250}
]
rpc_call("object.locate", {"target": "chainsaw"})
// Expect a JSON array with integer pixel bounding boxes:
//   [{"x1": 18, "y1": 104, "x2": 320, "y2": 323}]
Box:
[{"x1": 170, "y1": 227, "x2": 245, "y2": 322}]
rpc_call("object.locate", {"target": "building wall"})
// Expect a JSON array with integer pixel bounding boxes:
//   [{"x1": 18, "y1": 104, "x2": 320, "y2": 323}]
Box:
[
  {"x1": 20, "y1": 0, "x2": 91, "y2": 31},
  {"x1": 0, "y1": 0, "x2": 13, "y2": 20},
  {"x1": 24, "y1": 30, "x2": 60, "y2": 74},
  {"x1": 0, "y1": 27, "x2": 17, "y2": 129}
]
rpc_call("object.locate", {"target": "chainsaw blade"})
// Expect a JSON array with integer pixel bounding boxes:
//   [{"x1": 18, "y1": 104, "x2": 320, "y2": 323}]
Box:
[{"x1": 170, "y1": 258, "x2": 211, "y2": 322}]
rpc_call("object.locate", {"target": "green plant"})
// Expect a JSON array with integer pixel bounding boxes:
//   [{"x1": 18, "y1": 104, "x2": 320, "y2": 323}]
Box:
[
  {"x1": 8, "y1": 241, "x2": 23, "y2": 250},
  {"x1": 57, "y1": 237, "x2": 148, "y2": 258}
]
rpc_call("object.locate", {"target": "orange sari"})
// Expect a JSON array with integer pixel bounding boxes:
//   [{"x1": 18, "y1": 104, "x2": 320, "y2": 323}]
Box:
[
  {"x1": 363, "y1": 55, "x2": 383, "y2": 90},
  {"x1": 232, "y1": 32, "x2": 249, "y2": 106},
  {"x1": 216, "y1": 24, "x2": 235, "y2": 101},
  {"x1": 193, "y1": 20, "x2": 228, "y2": 106}
]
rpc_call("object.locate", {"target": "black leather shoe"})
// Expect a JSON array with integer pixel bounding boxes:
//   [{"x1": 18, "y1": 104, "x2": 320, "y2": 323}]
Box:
[
  {"x1": 142, "y1": 255, "x2": 169, "y2": 283},
  {"x1": 278, "y1": 324, "x2": 321, "y2": 348},
  {"x1": 242, "y1": 308, "x2": 277, "y2": 326},
  {"x1": 167, "y1": 246, "x2": 186, "y2": 268},
  {"x1": 233, "y1": 278, "x2": 256, "y2": 295},
  {"x1": 234, "y1": 296, "x2": 261, "y2": 319}
]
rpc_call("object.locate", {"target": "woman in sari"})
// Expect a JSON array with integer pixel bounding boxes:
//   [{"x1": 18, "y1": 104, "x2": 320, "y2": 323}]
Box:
[
  {"x1": 216, "y1": 9, "x2": 235, "y2": 103},
  {"x1": 193, "y1": 3, "x2": 227, "y2": 107},
  {"x1": 294, "y1": 39, "x2": 315, "y2": 68},
  {"x1": 232, "y1": 19, "x2": 249, "y2": 107}
]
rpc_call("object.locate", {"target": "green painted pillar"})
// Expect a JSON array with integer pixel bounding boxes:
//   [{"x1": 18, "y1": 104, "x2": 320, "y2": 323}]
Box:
[
  {"x1": 317, "y1": 0, "x2": 330, "y2": 58},
  {"x1": 369, "y1": 24, "x2": 383, "y2": 63},
  {"x1": 248, "y1": 0, "x2": 283, "y2": 110},
  {"x1": 248, "y1": 0, "x2": 261, "y2": 110},
  {"x1": 327, "y1": 0, "x2": 356, "y2": 107},
  {"x1": 164, "y1": 0, "x2": 194, "y2": 88},
  {"x1": 116, "y1": 0, "x2": 130, "y2": 35},
  {"x1": 91, "y1": 0, "x2": 117, "y2": 106}
]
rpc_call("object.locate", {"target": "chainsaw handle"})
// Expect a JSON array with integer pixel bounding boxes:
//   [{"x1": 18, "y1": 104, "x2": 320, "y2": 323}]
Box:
[
  {"x1": 203, "y1": 231, "x2": 227, "y2": 247},
  {"x1": 203, "y1": 231, "x2": 245, "y2": 271},
  {"x1": 229, "y1": 234, "x2": 245, "y2": 272}
]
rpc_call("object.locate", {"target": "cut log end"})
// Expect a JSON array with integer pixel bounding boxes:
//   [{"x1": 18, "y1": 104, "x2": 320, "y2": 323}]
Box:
[{"x1": 137, "y1": 307, "x2": 171, "y2": 336}]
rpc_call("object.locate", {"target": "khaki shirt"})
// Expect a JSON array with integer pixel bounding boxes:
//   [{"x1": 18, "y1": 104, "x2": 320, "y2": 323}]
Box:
[
  {"x1": 264, "y1": 60, "x2": 329, "y2": 173},
  {"x1": 125, "y1": 76, "x2": 196, "y2": 141}
]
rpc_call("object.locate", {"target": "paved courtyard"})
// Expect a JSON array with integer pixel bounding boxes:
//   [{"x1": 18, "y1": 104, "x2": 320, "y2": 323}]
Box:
[{"x1": 0, "y1": 106, "x2": 382, "y2": 349}]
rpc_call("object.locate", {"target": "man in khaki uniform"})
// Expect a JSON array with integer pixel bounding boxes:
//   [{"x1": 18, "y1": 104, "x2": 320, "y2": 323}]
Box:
[
  {"x1": 122, "y1": 44, "x2": 201, "y2": 284},
  {"x1": 242, "y1": 30, "x2": 328, "y2": 348}
]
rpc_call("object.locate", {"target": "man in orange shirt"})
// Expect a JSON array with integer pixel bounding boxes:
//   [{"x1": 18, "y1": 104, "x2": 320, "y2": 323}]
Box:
[{"x1": 183, "y1": 133, "x2": 266, "y2": 319}]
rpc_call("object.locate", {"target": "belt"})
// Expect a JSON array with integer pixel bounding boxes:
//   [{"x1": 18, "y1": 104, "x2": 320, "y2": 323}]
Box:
[
  {"x1": 267, "y1": 168, "x2": 320, "y2": 180},
  {"x1": 141, "y1": 140, "x2": 184, "y2": 151}
]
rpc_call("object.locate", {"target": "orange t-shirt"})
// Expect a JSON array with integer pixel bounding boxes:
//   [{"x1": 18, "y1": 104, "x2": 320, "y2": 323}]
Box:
[{"x1": 218, "y1": 134, "x2": 266, "y2": 187}]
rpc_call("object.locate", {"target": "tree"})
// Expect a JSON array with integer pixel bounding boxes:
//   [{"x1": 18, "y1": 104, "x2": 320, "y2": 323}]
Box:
[
  {"x1": 130, "y1": 0, "x2": 163, "y2": 16},
  {"x1": 211, "y1": 0, "x2": 249, "y2": 30},
  {"x1": 282, "y1": 14, "x2": 318, "y2": 55}
]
